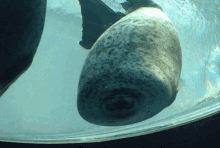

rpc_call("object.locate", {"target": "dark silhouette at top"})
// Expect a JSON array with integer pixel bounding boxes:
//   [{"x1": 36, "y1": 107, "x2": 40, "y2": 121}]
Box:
[{"x1": 78, "y1": 0, "x2": 125, "y2": 50}]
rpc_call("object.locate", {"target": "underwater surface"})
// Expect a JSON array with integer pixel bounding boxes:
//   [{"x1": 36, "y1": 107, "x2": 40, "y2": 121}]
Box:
[{"x1": 0, "y1": 0, "x2": 220, "y2": 143}]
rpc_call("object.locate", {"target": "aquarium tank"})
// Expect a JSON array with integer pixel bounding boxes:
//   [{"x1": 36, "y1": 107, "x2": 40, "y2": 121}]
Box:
[{"x1": 0, "y1": 0, "x2": 220, "y2": 144}]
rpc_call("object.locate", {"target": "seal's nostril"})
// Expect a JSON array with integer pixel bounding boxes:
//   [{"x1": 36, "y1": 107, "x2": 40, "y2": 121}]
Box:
[{"x1": 105, "y1": 97, "x2": 135, "y2": 112}]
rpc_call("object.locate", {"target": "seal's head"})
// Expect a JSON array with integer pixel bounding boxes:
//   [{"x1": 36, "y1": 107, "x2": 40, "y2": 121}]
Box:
[{"x1": 77, "y1": 0, "x2": 182, "y2": 126}]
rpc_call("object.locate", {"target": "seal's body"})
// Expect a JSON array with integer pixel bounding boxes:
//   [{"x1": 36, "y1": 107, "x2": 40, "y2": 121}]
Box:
[
  {"x1": 0, "y1": 0, "x2": 47, "y2": 97},
  {"x1": 77, "y1": 1, "x2": 182, "y2": 126}
]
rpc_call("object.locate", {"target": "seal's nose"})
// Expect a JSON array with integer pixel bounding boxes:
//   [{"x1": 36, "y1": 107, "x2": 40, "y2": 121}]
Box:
[{"x1": 102, "y1": 94, "x2": 137, "y2": 116}]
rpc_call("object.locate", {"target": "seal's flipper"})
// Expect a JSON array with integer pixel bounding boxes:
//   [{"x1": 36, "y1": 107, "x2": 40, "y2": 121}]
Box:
[
  {"x1": 120, "y1": 0, "x2": 163, "y2": 14},
  {"x1": 79, "y1": 0, "x2": 125, "y2": 50}
]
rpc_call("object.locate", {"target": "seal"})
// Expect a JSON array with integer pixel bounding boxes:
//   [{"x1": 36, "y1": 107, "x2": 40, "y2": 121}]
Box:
[
  {"x1": 77, "y1": 0, "x2": 182, "y2": 126},
  {"x1": 0, "y1": 0, "x2": 47, "y2": 97}
]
